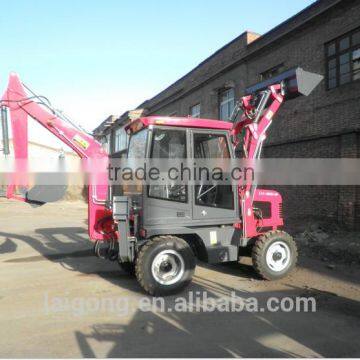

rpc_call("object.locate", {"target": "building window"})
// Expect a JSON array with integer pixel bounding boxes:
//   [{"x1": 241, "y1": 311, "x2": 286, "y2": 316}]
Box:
[
  {"x1": 219, "y1": 88, "x2": 235, "y2": 121},
  {"x1": 326, "y1": 27, "x2": 360, "y2": 89},
  {"x1": 260, "y1": 64, "x2": 285, "y2": 81},
  {"x1": 114, "y1": 127, "x2": 128, "y2": 153},
  {"x1": 100, "y1": 133, "x2": 111, "y2": 153},
  {"x1": 105, "y1": 133, "x2": 111, "y2": 153},
  {"x1": 190, "y1": 103, "x2": 201, "y2": 118}
]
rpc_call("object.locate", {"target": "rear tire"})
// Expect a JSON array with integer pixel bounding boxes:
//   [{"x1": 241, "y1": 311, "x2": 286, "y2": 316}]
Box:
[
  {"x1": 252, "y1": 230, "x2": 297, "y2": 280},
  {"x1": 135, "y1": 236, "x2": 196, "y2": 296}
]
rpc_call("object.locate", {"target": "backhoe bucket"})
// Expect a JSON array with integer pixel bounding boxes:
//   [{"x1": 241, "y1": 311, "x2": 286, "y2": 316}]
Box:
[{"x1": 246, "y1": 67, "x2": 323, "y2": 99}]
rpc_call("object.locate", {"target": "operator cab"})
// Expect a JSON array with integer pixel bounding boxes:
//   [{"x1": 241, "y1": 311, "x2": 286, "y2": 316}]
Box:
[{"x1": 123, "y1": 117, "x2": 240, "y2": 229}]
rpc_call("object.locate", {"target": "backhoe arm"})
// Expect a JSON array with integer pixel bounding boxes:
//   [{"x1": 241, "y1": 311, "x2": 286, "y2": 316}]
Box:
[{"x1": 1, "y1": 73, "x2": 113, "y2": 241}]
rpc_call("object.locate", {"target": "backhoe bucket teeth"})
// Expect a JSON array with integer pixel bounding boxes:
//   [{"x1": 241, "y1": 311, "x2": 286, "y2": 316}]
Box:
[{"x1": 246, "y1": 67, "x2": 323, "y2": 99}]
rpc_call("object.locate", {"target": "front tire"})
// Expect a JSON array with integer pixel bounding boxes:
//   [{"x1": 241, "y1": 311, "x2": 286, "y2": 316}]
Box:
[
  {"x1": 252, "y1": 230, "x2": 297, "y2": 280},
  {"x1": 135, "y1": 236, "x2": 196, "y2": 296}
]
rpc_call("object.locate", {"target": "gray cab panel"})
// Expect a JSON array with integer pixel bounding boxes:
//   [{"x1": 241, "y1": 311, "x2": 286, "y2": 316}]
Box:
[{"x1": 143, "y1": 126, "x2": 239, "y2": 226}]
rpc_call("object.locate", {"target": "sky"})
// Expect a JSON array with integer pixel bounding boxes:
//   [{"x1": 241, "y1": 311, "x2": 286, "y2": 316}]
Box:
[{"x1": 0, "y1": 0, "x2": 316, "y2": 146}]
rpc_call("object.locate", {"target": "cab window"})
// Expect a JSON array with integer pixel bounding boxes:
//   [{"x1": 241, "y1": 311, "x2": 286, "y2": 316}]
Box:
[
  {"x1": 148, "y1": 128, "x2": 187, "y2": 203},
  {"x1": 193, "y1": 133, "x2": 234, "y2": 209}
]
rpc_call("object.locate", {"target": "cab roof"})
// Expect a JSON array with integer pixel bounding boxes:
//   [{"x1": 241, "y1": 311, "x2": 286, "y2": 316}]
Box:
[{"x1": 125, "y1": 116, "x2": 233, "y2": 133}]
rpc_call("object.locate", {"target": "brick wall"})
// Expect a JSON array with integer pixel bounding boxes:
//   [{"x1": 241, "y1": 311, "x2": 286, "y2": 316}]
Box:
[
  {"x1": 93, "y1": 0, "x2": 360, "y2": 230},
  {"x1": 263, "y1": 137, "x2": 340, "y2": 229},
  {"x1": 137, "y1": 0, "x2": 360, "y2": 230}
]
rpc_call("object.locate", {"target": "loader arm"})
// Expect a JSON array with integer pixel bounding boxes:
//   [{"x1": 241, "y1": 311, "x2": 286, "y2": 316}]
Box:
[
  {"x1": 231, "y1": 84, "x2": 284, "y2": 237},
  {"x1": 1, "y1": 73, "x2": 113, "y2": 241},
  {"x1": 231, "y1": 67, "x2": 323, "y2": 237}
]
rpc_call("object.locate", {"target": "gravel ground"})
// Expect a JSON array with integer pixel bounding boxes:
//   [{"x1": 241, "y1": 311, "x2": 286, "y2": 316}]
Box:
[{"x1": 0, "y1": 199, "x2": 360, "y2": 357}]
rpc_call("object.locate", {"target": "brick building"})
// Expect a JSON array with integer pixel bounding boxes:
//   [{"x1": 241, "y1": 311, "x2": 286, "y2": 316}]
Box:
[{"x1": 94, "y1": 0, "x2": 360, "y2": 229}]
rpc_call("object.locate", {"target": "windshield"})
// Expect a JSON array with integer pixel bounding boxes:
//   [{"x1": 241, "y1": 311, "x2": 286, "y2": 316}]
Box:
[
  {"x1": 121, "y1": 129, "x2": 148, "y2": 195},
  {"x1": 127, "y1": 129, "x2": 148, "y2": 158}
]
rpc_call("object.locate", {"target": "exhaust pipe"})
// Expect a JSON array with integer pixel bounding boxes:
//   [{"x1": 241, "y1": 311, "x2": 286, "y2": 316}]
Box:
[
  {"x1": 246, "y1": 67, "x2": 324, "y2": 99},
  {"x1": 1, "y1": 106, "x2": 10, "y2": 155}
]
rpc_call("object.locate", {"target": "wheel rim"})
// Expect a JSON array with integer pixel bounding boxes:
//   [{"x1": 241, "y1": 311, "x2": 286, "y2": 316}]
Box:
[
  {"x1": 151, "y1": 249, "x2": 185, "y2": 285},
  {"x1": 265, "y1": 241, "x2": 291, "y2": 272}
]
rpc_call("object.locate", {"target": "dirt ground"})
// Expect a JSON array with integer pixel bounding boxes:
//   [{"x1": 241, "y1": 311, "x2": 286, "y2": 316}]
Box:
[{"x1": 0, "y1": 199, "x2": 360, "y2": 358}]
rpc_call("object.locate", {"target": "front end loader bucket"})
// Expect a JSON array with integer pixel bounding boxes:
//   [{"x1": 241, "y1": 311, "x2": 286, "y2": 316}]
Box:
[{"x1": 246, "y1": 67, "x2": 324, "y2": 99}]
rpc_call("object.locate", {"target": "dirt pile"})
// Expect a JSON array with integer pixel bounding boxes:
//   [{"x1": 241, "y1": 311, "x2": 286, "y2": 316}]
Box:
[{"x1": 295, "y1": 222, "x2": 360, "y2": 266}]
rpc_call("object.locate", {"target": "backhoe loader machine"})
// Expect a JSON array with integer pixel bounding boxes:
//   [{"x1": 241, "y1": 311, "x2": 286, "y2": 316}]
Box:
[{"x1": 0, "y1": 68, "x2": 323, "y2": 295}]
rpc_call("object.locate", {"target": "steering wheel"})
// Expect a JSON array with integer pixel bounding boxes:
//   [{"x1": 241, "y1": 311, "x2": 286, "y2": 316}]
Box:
[{"x1": 166, "y1": 184, "x2": 186, "y2": 199}]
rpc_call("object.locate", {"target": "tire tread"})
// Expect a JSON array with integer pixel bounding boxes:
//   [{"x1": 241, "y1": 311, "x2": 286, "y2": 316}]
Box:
[
  {"x1": 252, "y1": 230, "x2": 298, "y2": 280},
  {"x1": 135, "y1": 235, "x2": 191, "y2": 295}
]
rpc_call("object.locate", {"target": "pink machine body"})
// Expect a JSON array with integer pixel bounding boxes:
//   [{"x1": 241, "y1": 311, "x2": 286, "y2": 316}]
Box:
[{"x1": 1, "y1": 72, "x2": 308, "y2": 243}]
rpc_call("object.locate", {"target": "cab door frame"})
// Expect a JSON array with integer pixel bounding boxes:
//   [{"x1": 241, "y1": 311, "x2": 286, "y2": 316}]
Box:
[
  {"x1": 143, "y1": 125, "x2": 192, "y2": 226},
  {"x1": 189, "y1": 128, "x2": 239, "y2": 224}
]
